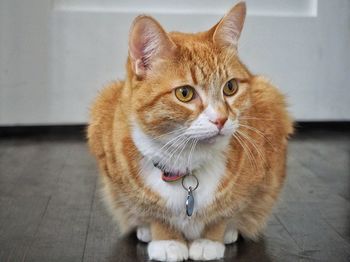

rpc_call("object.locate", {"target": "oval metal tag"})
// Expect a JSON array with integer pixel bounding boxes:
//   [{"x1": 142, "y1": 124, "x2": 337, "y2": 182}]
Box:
[{"x1": 186, "y1": 188, "x2": 194, "y2": 217}]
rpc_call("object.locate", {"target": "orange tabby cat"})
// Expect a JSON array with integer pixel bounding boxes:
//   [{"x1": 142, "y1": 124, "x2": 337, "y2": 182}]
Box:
[{"x1": 87, "y1": 2, "x2": 293, "y2": 261}]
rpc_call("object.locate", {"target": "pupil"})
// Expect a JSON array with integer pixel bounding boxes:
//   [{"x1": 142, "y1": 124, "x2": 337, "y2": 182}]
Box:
[
  {"x1": 182, "y1": 88, "x2": 188, "y2": 97},
  {"x1": 227, "y1": 81, "x2": 233, "y2": 90}
]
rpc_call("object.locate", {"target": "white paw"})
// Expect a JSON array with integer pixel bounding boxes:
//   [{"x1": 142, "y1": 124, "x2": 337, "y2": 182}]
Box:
[
  {"x1": 189, "y1": 239, "x2": 225, "y2": 261},
  {"x1": 224, "y1": 226, "x2": 238, "y2": 244},
  {"x1": 137, "y1": 225, "x2": 152, "y2": 243},
  {"x1": 148, "y1": 240, "x2": 188, "y2": 262}
]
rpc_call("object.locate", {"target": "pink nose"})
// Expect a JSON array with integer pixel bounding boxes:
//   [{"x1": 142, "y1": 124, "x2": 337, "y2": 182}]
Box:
[{"x1": 210, "y1": 117, "x2": 228, "y2": 130}]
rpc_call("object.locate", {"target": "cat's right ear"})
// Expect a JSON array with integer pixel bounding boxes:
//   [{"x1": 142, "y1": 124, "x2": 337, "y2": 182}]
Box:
[
  {"x1": 212, "y1": 1, "x2": 246, "y2": 49},
  {"x1": 128, "y1": 16, "x2": 176, "y2": 78}
]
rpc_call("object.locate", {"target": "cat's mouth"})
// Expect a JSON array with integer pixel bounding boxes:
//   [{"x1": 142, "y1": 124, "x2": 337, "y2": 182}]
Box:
[{"x1": 197, "y1": 132, "x2": 225, "y2": 144}]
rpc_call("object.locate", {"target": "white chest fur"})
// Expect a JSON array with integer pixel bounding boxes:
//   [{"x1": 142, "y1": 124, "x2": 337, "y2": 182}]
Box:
[
  {"x1": 139, "y1": 156, "x2": 227, "y2": 239},
  {"x1": 132, "y1": 122, "x2": 229, "y2": 239}
]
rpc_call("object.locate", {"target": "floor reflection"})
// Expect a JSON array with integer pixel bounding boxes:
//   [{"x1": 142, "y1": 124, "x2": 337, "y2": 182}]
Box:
[
  {"x1": 108, "y1": 234, "x2": 272, "y2": 262},
  {"x1": 226, "y1": 237, "x2": 272, "y2": 262}
]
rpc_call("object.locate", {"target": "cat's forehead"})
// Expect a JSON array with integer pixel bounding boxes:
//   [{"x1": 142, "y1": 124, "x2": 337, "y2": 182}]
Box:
[
  {"x1": 170, "y1": 34, "x2": 235, "y2": 92},
  {"x1": 186, "y1": 58, "x2": 229, "y2": 100}
]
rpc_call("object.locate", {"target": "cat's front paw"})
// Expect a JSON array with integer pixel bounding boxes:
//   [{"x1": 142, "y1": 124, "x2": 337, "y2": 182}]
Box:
[
  {"x1": 137, "y1": 225, "x2": 152, "y2": 243},
  {"x1": 224, "y1": 226, "x2": 238, "y2": 244},
  {"x1": 148, "y1": 240, "x2": 188, "y2": 262},
  {"x1": 189, "y1": 239, "x2": 225, "y2": 261}
]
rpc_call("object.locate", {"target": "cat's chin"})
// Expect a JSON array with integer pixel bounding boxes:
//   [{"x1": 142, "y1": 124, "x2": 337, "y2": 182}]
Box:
[
  {"x1": 196, "y1": 133, "x2": 229, "y2": 145},
  {"x1": 198, "y1": 134, "x2": 220, "y2": 144}
]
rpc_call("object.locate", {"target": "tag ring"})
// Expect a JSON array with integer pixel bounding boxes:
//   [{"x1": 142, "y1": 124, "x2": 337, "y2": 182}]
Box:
[{"x1": 182, "y1": 174, "x2": 199, "y2": 191}]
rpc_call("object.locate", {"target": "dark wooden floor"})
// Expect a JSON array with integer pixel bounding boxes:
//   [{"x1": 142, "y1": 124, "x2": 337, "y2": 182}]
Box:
[{"x1": 0, "y1": 125, "x2": 349, "y2": 262}]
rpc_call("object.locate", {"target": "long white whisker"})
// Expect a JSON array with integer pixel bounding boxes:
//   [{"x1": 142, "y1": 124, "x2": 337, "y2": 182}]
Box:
[
  {"x1": 238, "y1": 123, "x2": 277, "y2": 152},
  {"x1": 138, "y1": 126, "x2": 190, "y2": 158},
  {"x1": 232, "y1": 132, "x2": 254, "y2": 171},
  {"x1": 187, "y1": 138, "x2": 197, "y2": 170},
  {"x1": 147, "y1": 132, "x2": 186, "y2": 159},
  {"x1": 173, "y1": 136, "x2": 192, "y2": 170},
  {"x1": 233, "y1": 132, "x2": 257, "y2": 171},
  {"x1": 189, "y1": 139, "x2": 199, "y2": 172},
  {"x1": 158, "y1": 136, "x2": 189, "y2": 171},
  {"x1": 236, "y1": 129, "x2": 268, "y2": 169},
  {"x1": 239, "y1": 116, "x2": 276, "y2": 121},
  {"x1": 151, "y1": 127, "x2": 188, "y2": 140}
]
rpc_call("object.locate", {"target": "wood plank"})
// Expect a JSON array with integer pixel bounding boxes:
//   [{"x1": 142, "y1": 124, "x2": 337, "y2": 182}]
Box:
[
  {"x1": 276, "y1": 202, "x2": 350, "y2": 261},
  {"x1": 82, "y1": 180, "x2": 121, "y2": 262},
  {"x1": 0, "y1": 127, "x2": 349, "y2": 262},
  {"x1": 0, "y1": 195, "x2": 51, "y2": 261},
  {"x1": 0, "y1": 139, "x2": 66, "y2": 261},
  {"x1": 23, "y1": 142, "x2": 97, "y2": 262}
]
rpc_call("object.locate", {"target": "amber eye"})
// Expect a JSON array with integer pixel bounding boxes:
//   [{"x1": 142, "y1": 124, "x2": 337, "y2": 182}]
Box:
[
  {"x1": 175, "y1": 86, "x2": 194, "y2": 102},
  {"x1": 223, "y1": 79, "x2": 238, "y2": 96}
]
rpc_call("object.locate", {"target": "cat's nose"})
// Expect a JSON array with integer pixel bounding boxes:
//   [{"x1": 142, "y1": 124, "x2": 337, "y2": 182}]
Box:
[{"x1": 211, "y1": 117, "x2": 228, "y2": 130}]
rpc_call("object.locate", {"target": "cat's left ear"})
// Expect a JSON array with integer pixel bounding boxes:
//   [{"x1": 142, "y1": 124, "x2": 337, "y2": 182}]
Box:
[
  {"x1": 212, "y1": 1, "x2": 246, "y2": 49},
  {"x1": 129, "y1": 16, "x2": 176, "y2": 78}
]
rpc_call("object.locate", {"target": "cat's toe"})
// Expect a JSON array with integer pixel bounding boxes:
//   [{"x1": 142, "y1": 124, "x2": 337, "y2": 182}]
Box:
[
  {"x1": 224, "y1": 227, "x2": 238, "y2": 244},
  {"x1": 148, "y1": 240, "x2": 188, "y2": 262},
  {"x1": 189, "y1": 239, "x2": 225, "y2": 260},
  {"x1": 137, "y1": 225, "x2": 151, "y2": 243}
]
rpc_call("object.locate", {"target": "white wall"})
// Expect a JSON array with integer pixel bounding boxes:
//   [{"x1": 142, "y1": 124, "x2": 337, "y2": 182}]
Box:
[{"x1": 1, "y1": 0, "x2": 349, "y2": 125}]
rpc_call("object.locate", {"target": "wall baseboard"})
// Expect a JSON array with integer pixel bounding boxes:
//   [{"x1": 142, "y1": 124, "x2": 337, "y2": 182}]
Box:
[
  {"x1": 1, "y1": 122, "x2": 349, "y2": 139},
  {"x1": 0, "y1": 125, "x2": 86, "y2": 138}
]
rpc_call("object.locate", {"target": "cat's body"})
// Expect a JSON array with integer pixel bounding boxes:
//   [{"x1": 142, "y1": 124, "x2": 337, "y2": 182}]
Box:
[{"x1": 88, "y1": 2, "x2": 293, "y2": 261}]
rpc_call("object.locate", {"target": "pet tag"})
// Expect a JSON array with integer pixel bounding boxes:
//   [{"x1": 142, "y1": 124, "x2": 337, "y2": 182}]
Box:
[{"x1": 186, "y1": 187, "x2": 194, "y2": 217}]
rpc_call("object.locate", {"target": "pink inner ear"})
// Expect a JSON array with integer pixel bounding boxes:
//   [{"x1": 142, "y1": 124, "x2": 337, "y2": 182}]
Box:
[
  {"x1": 131, "y1": 32, "x2": 159, "y2": 74},
  {"x1": 213, "y1": 2, "x2": 246, "y2": 48},
  {"x1": 129, "y1": 16, "x2": 176, "y2": 77},
  {"x1": 139, "y1": 29, "x2": 161, "y2": 69},
  {"x1": 129, "y1": 18, "x2": 163, "y2": 76},
  {"x1": 131, "y1": 36, "x2": 152, "y2": 72}
]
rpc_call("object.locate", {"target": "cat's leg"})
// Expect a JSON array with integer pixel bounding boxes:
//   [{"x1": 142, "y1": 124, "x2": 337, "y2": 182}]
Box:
[
  {"x1": 147, "y1": 221, "x2": 188, "y2": 262},
  {"x1": 189, "y1": 220, "x2": 227, "y2": 261},
  {"x1": 137, "y1": 224, "x2": 152, "y2": 243},
  {"x1": 223, "y1": 221, "x2": 239, "y2": 244}
]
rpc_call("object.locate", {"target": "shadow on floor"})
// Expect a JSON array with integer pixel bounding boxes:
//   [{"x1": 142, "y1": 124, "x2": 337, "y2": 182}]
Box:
[{"x1": 106, "y1": 233, "x2": 274, "y2": 262}]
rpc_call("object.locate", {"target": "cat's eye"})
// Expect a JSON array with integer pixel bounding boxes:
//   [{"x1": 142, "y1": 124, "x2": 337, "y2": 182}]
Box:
[
  {"x1": 175, "y1": 86, "x2": 194, "y2": 102},
  {"x1": 223, "y1": 79, "x2": 239, "y2": 96}
]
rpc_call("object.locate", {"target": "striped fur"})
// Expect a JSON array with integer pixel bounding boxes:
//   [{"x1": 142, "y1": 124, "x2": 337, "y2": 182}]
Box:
[{"x1": 87, "y1": 2, "x2": 293, "y2": 261}]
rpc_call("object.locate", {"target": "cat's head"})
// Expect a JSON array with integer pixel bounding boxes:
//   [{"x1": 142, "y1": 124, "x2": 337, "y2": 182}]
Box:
[{"x1": 128, "y1": 2, "x2": 251, "y2": 174}]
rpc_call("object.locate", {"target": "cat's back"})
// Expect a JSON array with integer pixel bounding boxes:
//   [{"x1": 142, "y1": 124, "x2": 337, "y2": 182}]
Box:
[
  {"x1": 249, "y1": 76, "x2": 293, "y2": 136},
  {"x1": 87, "y1": 81, "x2": 124, "y2": 159}
]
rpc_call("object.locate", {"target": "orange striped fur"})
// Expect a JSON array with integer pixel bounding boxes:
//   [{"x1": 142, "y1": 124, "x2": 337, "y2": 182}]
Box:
[{"x1": 87, "y1": 2, "x2": 293, "y2": 261}]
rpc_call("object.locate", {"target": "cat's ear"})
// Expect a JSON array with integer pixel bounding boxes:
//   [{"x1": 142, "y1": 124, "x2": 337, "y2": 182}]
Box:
[
  {"x1": 129, "y1": 16, "x2": 176, "y2": 78},
  {"x1": 212, "y1": 1, "x2": 246, "y2": 49}
]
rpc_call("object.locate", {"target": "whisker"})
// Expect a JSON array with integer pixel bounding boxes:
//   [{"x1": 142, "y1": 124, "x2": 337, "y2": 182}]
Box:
[
  {"x1": 173, "y1": 136, "x2": 192, "y2": 169},
  {"x1": 239, "y1": 116, "x2": 276, "y2": 121},
  {"x1": 138, "y1": 129, "x2": 187, "y2": 159},
  {"x1": 236, "y1": 129, "x2": 269, "y2": 169},
  {"x1": 238, "y1": 123, "x2": 277, "y2": 152},
  {"x1": 147, "y1": 132, "x2": 186, "y2": 158},
  {"x1": 236, "y1": 132, "x2": 259, "y2": 171},
  {"x1": 151, "y1": 127, "x2": 188, "y2": 140},
  {"x1": 232, "y1": 132, "x2": 257, "y2": 171},
  {"x1": 143, "y1": 134, "x2": 187, "y2": 172},
  {"x1": 158, "y1": 136, "x2": 189, "y2": 171},
  {"x1": 187, "y1": 138, "x2": 198, "y2": 171},
  {"x1": 186, "y1": 139, "x2": 196, "y2": 169}
]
